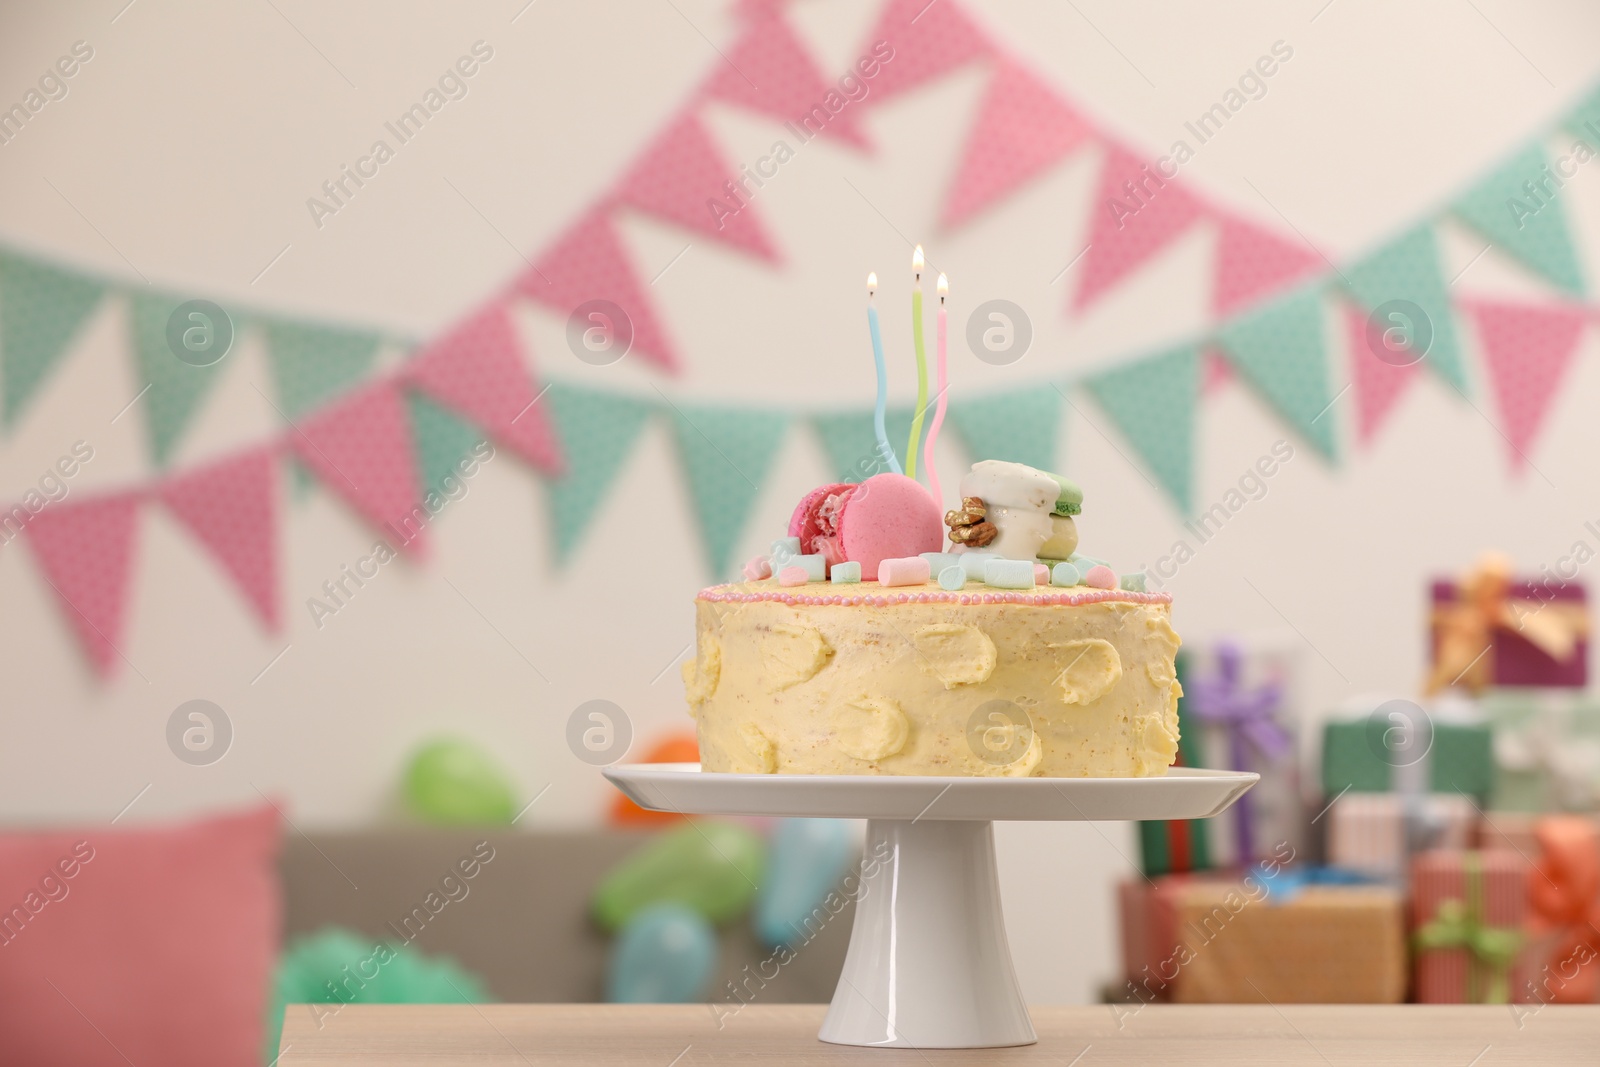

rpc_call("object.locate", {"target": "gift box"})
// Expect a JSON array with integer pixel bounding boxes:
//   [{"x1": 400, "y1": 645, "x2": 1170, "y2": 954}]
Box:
[
  {"x1": 1481, "y1": 691, "x2": 1600, "y2": 813},
  {"x1": 1325, "y1": 791, "x2": 1474, "y2": 880},
  {"x1": 1116, "y1": 869, "x2": 1405, "y2": 1003},
  {"x1": 1321, "y1": 717, "x2": 1493, "y2": 799},
  {"x1": 1411, "y1": 849, "x2": 1530, "y2": 1003},
  {"x1": 1521, "y1": 816, "x2": 1600, "y2": 1005},
  {"x1": 1427, "y1": 556, "x2": 1588, "y2": 694},
  {"x1": 1182, "y1": 640, "x2": 1308, "y2": 868}
]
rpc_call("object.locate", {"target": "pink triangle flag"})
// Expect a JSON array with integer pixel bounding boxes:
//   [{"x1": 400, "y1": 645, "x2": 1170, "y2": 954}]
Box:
[
  {"x1": 1213, "y1": 213, "x2": 1322, "y2": 316},
  {"x1": 941, "y1": 61, "x2": 1093, "y2": 229},
  {"x1": 1072, "y1": 144, "x2": 1206, "y2": 311},
  {"x1": 703, "y1": 10, "x2": 870, "y2": 149},
  {"x1": 1201, "y1": 347, "x2": 1233, "y2": 395},
  {"x1": 857, "y1": 0, "x2": 992, "y2": 106},
  {"x1": 405, "y1": 303, "x2": 563, "y2": 475},
  {"x1": 519, "y1": 211, "x2": 679, "y2": 374},
  {"x1": 1467, "y1": 298, "x2": 1589, "y2": 471},
  {"x1": 25, "y1": 493, "x2": 142, "y2": 677},
  {"x1": 613, "y1": 111, "x2": 780, "y2": 262},
  {"x1": 291, "y1": 381, "x2": 428, "y2": 555},
  {"x1": 159, "y1": 447, "x2": 281, "y2": 630},
  {"x1": 1343, "y1": 304, "x2": 1418, "y2": 447}
]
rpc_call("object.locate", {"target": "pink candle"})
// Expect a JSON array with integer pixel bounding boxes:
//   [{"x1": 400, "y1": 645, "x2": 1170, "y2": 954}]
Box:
[{"x1": 924, "y1": 273, "x2": 950, "y2": 507}]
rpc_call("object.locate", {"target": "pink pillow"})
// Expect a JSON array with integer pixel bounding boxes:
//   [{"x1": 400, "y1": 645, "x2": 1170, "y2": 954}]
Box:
[{"x1": 0, "y1": 804, "x2": 281, "y2": 1067}]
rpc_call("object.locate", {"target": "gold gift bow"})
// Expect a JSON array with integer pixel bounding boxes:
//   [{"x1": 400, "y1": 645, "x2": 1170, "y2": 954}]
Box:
[{"x1": 1426, "y1": 554, "x2": 1589, "y2": 695}]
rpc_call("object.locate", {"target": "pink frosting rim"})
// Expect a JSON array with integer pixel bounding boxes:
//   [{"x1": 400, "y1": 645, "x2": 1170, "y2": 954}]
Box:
[{"x1": 696, "y1": 584, "x2": 1172, "y2": 608}]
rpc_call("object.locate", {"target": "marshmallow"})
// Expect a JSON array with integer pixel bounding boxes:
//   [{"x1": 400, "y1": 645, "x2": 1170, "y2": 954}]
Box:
[
  {"x1": 789, "y1": 553, "x2": 826, "y2": 582},
  {"x1": 983, "y1": 558, "x2": 1036, "y2": 589},
  {"x1": 1084, "y1": 564, "x2": 1117, "y2": 590},
  {"x1": 830, "y1": 561, "x2": 862, "y2": 584},
  {"x1": 1119, "y1": 571, "x2": 1147, "y2": 592},
  {"x1": 938, "y1": 565, "x2": 966, "y2": 591},
  {"x1": 1034, "y1": 563, "x2": 1049, "y2": 585},
  {"x1": 778, "y1": 566, "x2": 809, "y2": 587},
  {"x1": 878, "y1": 556, "x2": 932, "y2": 587},
  {"x1": 743, "y1": 555, "x2": 773, "y2": 581},
  {"x1": 1050, "y1": 562, "x2": 1081, "y2": 587}
]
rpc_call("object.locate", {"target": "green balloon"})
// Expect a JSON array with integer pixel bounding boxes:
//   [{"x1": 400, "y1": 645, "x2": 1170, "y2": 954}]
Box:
[
  {"x1": 593, "y1": 821, "x2": 766, "y2": 932},
  {"x1": 402, "y1": 737, "x2": 518, "y2": 824}
]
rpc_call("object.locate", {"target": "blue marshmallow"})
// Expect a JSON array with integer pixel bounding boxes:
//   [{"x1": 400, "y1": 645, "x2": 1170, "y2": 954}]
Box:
[
  {"x1": 1050, "y1": 562, "x2": 1081, "y2": 587},
  {"x1": 829, "y1": 560, "x2": 862, "y2": 584},
  {"x1": 983, "y1": 558, "x2": 1036, "y2": 589},
  {"x1": 938, "y1": 565, "x2": 966, "y2": 591}
]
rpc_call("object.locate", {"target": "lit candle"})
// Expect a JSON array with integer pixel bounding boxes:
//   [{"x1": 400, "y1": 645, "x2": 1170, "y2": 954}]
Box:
[
  {"x1": 905, "y1": 245, "x2": 928, "y2": 481},
  {"x1": 924, "y1": 272, "x2": 949, "y2": 507},
  {"x1": 866, "y1": 273, "x2": 902, "y2": 475}
]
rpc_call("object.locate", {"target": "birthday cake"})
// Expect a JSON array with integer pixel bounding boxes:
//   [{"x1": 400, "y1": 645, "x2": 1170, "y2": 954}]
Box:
[{"x1": 682, "y1": 460, "x2": 1182, "y2": 778}]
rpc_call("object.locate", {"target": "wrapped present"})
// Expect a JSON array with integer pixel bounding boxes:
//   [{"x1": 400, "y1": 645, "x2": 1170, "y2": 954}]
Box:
[
  {"x1": 1165, "y1": 877, "x2": 1406, "y2": 1002},
  {"x1": 1427, "y1": 553, "x2": 1588, "y2": 694},
  {"x1": 1326, "y1": 791, "x2": 1474, "y2": 880},
  {"x1": 1184, "y1": 641, "x2": 1308, "y2": 867},
  {"x1": 1481, "y1": 691, "x2": 1600, "y2": 813},
  {"x1": 1321, "y1": 715, "x2": 1493, "y2": 799},
  {"x1": 1475, "y1": 810, "x2": 1541, "y2": 857},
  {"x1": 1523, "y1": 816, "x2": 1600, "y2": 1004},
  {"x1": 1411, "y1": 850, "x2": 1529, "y2": 1003}
]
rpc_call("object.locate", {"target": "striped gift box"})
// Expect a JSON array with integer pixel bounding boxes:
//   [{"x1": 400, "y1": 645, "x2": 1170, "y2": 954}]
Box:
[
  {"x1": 1410, "y1": 849, "x2": 1530, "y2": 1003},
  {"x1": 1326, "y1": 792, "x2": 1474, "y2": 879}
]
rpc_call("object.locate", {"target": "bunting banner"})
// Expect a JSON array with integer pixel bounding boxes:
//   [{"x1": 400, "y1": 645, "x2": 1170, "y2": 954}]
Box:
[
  {"x1": 1211, "y1": 213, "x2": 1321, "y2": 318},
  {"x1": 702, "y1": 7, "x2": 871, "y2": 149},
  {"x1": 1, "y1": 0, "x2": 1599, "y2": 678},
  {"x1": 291, "y1": 382, "x2": 428, "y2": 556},
  {"x1": 614, "y1": 112, "x2": 781, "y2": 262},
  {"x1": 1342, "y1": 304, "x2": 1417, "y2": 448},
  {"x1": 941, "y1": 60, "x2": 1092, "y2": 229},
  {"x1": 403, "y1": 303, "x2": 562, "y2": 474},
  {"x1": 669, "y1": 405, "x2": 792, "y2": 577},
  {"x1": 159, "y1": 447, "x2": 281, "y2": 630},
  {"x1": 1465, "y1": 298, "x2": 1590, "y2": 471},
  {"x1": 1342, "y1": 225, "x2": 1468, "y2": 392},
  {"x1": 1218, "y1": 287, "x2": 1338, "y2": 459},
  {"x1": 946, "y1": 387, "x2": 1062, "y2": 473},
  {"x1": 1084, "y1": 346, "x2": 1198, "y2": 513},
  {"x1": 1453, "y1": 145, "x2": 1586, "y2": 295},
  {"x1": 24, "y1": 493, "x2": 141, "y2": 677},
  {"x1": 1073, "y1": 144, "x2": 1206, "y2": 312},
  {"x1": 0, "y1": 249, "x2": 103, "y2": 426}
]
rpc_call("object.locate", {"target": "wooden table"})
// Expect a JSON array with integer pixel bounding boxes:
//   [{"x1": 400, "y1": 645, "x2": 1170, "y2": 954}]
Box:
[{"x1": 280, "y1": 1003, "x2": 1600, "y2": 1064}]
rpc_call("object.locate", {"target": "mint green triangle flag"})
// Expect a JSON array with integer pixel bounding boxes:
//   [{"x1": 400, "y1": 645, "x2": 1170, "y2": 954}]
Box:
[
  {"x1": 1343, "y1": 225, "x2": 1468, "y2": 392},
  {"x1": 0, "y1": 250, "x2": 104, "y2": 427},
  {"x1": 811, "y1": 407, "x2": 914, "y2": 484},
  {"x1": 1565, "y1": 83, "x2": 1600, "y2": 141},
  {"x1": 130, "y1": 291, "x2": 232, "y2": 465},
  {"x1": 1218, "y1": 287, "x2": 1338, "y2": 459},
  {"x1": 1084, "y1": 346, "x2": 1197, "y2": 512},
  {"x1": 670, "y1": 405, "x2": 791, "y2": 578},
  {"x1": 947, "y1": 388, "x2": 1061, "y2": 472},
  {"x1": 408, "y1": 391, "x2": 485, "y2": 501},
  {"x1": 1453, "y1": 145, "x2": 1585, "y2": 294},
  {"x1": 262, "y1": 318, "x2": 381, "y2": 419},
  {"x1": 545, "y1": 382, "x2": 654, "y2": 563}
]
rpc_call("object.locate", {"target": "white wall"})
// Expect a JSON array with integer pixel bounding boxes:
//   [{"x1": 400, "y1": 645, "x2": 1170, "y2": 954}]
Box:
[{"x1": 2, "y1": 0, "x2": 1600, "y2": 1004}]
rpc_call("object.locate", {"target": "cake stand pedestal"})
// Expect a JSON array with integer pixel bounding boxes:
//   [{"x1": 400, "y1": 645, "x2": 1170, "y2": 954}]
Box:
[{"x1": 603, "y1": 763, "x2": 1256, "y2": 1050}]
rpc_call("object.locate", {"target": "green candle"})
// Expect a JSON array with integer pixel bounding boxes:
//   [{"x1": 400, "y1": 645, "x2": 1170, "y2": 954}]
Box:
[{"x1": 906, "y1": 244, "x2": 928, "y2": 480}]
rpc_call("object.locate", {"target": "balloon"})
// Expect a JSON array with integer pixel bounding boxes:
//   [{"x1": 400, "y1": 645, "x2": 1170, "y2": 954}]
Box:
[
  {"x1": 753, "y1": 819, "x2": 856, "y2": 949},
  {"x1": 402, "y1": 737, "x2": 518, "y2": 824},
  {"x1": 605, "y1": 903, "x2": 718, "y2": 1003},
  {"x1": 609, "y1": 732, "x2": 699, "y2": 827},
  {"x1": 593, "y1": 820, "x2": 765, "y2": 931}
]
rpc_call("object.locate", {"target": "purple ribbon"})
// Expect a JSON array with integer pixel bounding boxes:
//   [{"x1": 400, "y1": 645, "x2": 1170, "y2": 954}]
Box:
[{"x1": 1186, "y1": 642, "x2": 1291, "y2": 863}]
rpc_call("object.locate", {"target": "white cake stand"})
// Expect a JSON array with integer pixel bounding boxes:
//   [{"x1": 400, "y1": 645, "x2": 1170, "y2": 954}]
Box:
[{"x1": 603, "y1": 762, "x2": 1256, "y2": 1050}]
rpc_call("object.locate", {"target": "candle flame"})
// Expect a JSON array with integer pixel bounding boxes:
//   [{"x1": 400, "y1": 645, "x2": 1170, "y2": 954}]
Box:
[
  {"x1": 936, "y1": 273, "x2": 948, "y2": 300},
  {"x1": 866, "y1": 271, "x2": 878, "y2": 294},
  {"x1": 912, "y1": 244, "x2": 925, "y2": 276}
]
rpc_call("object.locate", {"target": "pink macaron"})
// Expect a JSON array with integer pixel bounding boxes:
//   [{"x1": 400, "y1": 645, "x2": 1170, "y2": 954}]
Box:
[{"x1": 789, "y1": 473, "x2": 941, "y2": 581}]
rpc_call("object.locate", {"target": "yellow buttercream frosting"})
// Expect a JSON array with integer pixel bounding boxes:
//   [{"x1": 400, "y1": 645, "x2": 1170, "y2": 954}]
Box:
[{"x1": 684, "y1": 579, "x2": 1182, "y2": 777}]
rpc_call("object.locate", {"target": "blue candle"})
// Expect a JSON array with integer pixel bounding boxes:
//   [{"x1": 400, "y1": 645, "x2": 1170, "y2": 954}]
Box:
[{"x1": 866, "y1": 273, "x2": 902, "y2": 475}]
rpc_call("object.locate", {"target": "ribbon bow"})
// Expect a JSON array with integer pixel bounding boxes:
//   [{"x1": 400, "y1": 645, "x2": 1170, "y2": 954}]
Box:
[
  {"x1": 1528, "y1": 817, "x2": 1600, "y2": 1004},
  {"x1": 1187, "y1": 642, "x2": 1290, "y2": 863},
  {"x1": 1414, "y1": 854, "x2": 1524, "y2": 1004},
  {"x1": 1427, "y1": 552, "x2": 1589, "y2": 695}
]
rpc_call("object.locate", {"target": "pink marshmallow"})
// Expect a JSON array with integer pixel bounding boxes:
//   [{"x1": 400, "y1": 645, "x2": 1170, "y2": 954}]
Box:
[
  {"x1": 777, "y1": 566, "x2": 809, "y2": 587},
  {"x1": 877, "y1": 556, "x2": 932, "y2": 587},
  {"x1": 1085, "y1": 564, "x2": 1117, "y2": 590},
  {"x1": 1034, "y1": 563, "x2": 1049, "y2": 585},
  {"x1": 743, "y1": 555, "x2": 773, "y2": 581}
]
